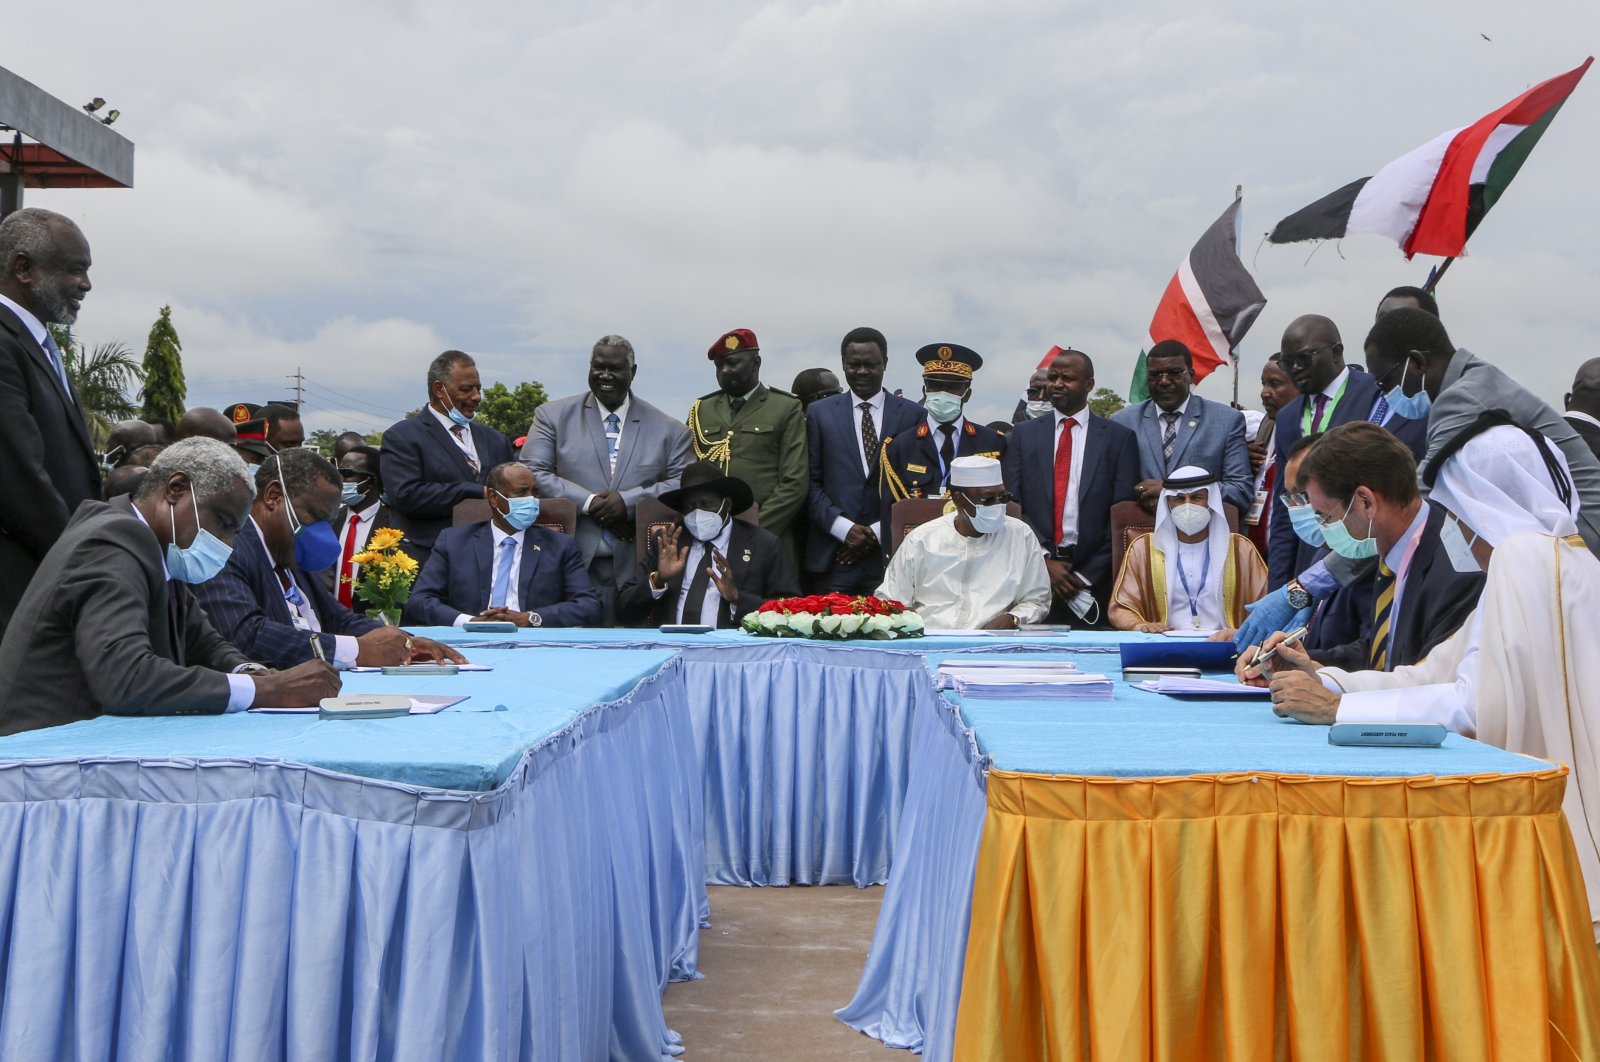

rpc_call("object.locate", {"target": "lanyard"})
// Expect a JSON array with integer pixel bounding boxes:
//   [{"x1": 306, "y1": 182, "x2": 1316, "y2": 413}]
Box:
[
  {"x1": 1174, "y1": 541, "x2": 1212, "y2": 626},
  {"x1": 1301, "y1": 375, "x2": 1350, "y2": 433}
]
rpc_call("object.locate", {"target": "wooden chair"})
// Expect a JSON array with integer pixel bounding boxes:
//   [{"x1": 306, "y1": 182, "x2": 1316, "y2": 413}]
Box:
[
  {"x1": 887, "y1": 497, "x2": 1023, "y2": 555},
  {"x1": 633, "y1": 495, "x2": 760, "y2": 568},
  {"x1": 451, "y1": 496, "x2": 579, "y2": 537},
  {"x1": 1109, "y1": 500, "x2": 1241, "y2": 589}
]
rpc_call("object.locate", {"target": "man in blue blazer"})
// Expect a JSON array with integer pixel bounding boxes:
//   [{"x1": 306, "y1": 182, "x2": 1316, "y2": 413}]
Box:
[
  {"x1": 192, "y1": 449, "x2": 463, "y2": 669},
  {"x1": 1002, "y1": 348, "x2": 1139, "y2": 626},
  {"x1": 380, "y1": 351, "x2": 514, "y2": 569},
  {"x1": 404, "y1": 463, "x2": 601, "y2": 628},
  {"x1": 804, "y1": 326, "x2": 924, "y2": 591},
  {"x1": 1111, "y1": 339, "x2": 1252, "y2": 515},
  {"x1": 1266, "y1": 315, "x2": 1428, "y2": 589}
]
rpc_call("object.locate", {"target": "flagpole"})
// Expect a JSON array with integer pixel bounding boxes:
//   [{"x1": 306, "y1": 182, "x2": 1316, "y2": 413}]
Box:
[{"x1": 1422, "y1": 257, "x2": 1455, "y2": 294}]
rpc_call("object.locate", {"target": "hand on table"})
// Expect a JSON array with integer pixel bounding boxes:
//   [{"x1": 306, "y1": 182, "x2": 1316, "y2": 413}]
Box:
[
  {"x1": 1135, "y1": 621, "x2": 1172, "y2": 634},
  {"x1": 355, "y1": 626, "x2": 414, "y2": 667},
  {"x1": 1269, "y1": 670, "x2": 1341, "y2": 724},
  {"x1": 1236, "y1": 630, "x2": 1321, "y2": 687},
  {"x1": 979, "y1": 612, "x2": 1021, "y2": 631},
  {"x1": 408, "y1": 636, "x2": 468, "y2": 662},
  {"x1": 251, "y1": 660, "x2": 340, "y2": 708}
]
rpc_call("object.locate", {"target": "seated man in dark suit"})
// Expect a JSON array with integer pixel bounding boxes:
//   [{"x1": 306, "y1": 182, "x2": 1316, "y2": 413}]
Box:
[
  {"x1": 0, "y1": 439, "x2": 340, "y2": 734},
  {"x1": 1245, "y1": 422, "x2": 1485, "y2": 674},
  {"x1": 618, "y1": 461, "x2": 800, "y2": 627},
  {"x1": 404, "y1": 462, "x2": 601, "y2": 628},
  {"x1": 1001, "y1": 348, "x2": 1139, "y2": 626},
  {"x1": 379, "y1": 350, "x2": 515, "y2": 568},
  {"x1": 192, "y1": 448, "x2": 463, "y2": 668}
]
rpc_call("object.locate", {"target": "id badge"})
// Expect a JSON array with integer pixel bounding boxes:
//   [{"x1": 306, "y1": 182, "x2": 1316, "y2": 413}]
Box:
[{"x1": 1246, "y1": 489, "x2": 1267, "y2": 526}]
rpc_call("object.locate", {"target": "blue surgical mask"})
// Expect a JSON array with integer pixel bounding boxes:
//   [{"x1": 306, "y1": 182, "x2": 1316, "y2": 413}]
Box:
[
  {"x1": 166, "y1": 489, "x2": 233, "y2": 584},
  {"x1": 277, "y1": 464, "x2": 343, "y2": 572},
  {"x1": 1286, "y1": 501, "x2": 1325, "y2": 547},
  {"x1": 495, "y1": 491, "x2": 541, "y2": 530},
  {"x1": 340, "y1": 483, "x2": 365, "y2": 508},
  {"x1": 443, "y1": 395, "x2": 472, "y2": 427},
  {"x1": 1384, "y1": 359, "x2": 1432, "y2": 420},
  {"x1": 1320, "y1": 493, "x2": 1379, "y2": 559},
  {"x1": 923, "y1": 391, "x2": 965, "y2": 424}
]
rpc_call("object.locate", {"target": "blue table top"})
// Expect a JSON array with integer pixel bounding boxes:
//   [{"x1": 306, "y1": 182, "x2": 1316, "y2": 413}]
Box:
[
  {"x1": 930, "y1": 649, "x2": 1549, "y2": 779},
  {"x1": 410, "y1": 624, "x2": 1092, "y2": 654},
  {"x1": 0, "y1": 648, "x2": 677, "y2": 792}
]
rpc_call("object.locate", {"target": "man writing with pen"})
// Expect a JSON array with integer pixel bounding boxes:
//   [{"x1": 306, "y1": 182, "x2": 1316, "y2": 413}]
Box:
[{"x1": 191, "y1": 448, "x2": 466, "y2": 669}]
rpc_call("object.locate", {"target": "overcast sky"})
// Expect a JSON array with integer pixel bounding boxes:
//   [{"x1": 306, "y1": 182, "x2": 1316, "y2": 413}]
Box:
[{"x1": 13, "y1": 0, "x2": 1599, "y2": 435}]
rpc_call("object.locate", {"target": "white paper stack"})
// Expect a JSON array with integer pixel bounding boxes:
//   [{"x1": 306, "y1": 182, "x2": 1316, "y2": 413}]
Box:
[
  {"x1": 1137, "y1": 677, "x2": 1271, "y2": 697},
  {"x1": 937, "y1": 660, "x2": 1112, "y2": 701}
]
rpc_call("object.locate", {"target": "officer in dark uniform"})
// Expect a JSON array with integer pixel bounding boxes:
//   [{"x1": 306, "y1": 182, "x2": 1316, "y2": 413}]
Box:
[
  {"x1": 685, "y1": 328, "x2": 809, "y2": 552},
  {"x1": 223, "y1": 401, "x2": 274, "y2": 466},
  {"x1": 878, "y1": 343, "x2": 1006, "y2": 539}
]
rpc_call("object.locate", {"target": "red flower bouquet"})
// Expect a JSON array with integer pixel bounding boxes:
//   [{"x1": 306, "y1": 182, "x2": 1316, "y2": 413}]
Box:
[{"x1": 742, "y1": 593, "x2": 924, "y2": 640}]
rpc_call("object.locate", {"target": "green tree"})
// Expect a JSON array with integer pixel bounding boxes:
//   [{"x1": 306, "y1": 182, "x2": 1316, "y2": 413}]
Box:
[
  {"x1": 139, "y1": 305, "x2": 187, "y2": 425},
  {"x1": 475, "y1": 380, "x2": 549, "y2": 439},
  {"x1": 49, "y1": 325, "x2": 145, "y2": 449},
  {"x1": 1088, "y1": 387, "x2": 1126, "y2": 419},
  {"x1": 309, "y1": 428, "x2": 340, "y2": 457}
]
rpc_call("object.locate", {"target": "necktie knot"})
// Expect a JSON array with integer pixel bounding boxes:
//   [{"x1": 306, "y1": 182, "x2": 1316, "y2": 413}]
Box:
[
  {"x1": 450, "y1": 424, "x2": 464, "y2": 439},
  {"x1": 605, "y1": 413, "x2": 620, "y2": 431},
  {"x1": 1378, "y1": 558, "x2": 1395, "y2": 579}
]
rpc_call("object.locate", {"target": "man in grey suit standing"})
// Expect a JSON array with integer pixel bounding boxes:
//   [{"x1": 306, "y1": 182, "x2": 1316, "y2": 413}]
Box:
[
  {"x1": 523, "y1": 335, "x2": 692, "y2": 624},
  {"x1": 1112, "y1": 339, "x2": 1252, "y2": 516},
  {"x1": 1364, "y1": 307, "x2": 1600, "y2": 555}
]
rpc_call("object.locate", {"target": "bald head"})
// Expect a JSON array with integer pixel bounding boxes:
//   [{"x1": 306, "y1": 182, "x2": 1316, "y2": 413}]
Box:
[
  {"x1": 1566, "y1": 357, "x2": 1600, "y2": 418},
  {"x1": 176, "y1": 407, "x2": 239, "y2": 444},
  {"x1": 1279, "y1": 315, "x2": 1345, "y2": 396}
]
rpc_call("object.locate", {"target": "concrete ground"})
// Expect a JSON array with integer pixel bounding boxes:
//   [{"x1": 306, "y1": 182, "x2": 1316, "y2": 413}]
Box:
[{"x1": 662, "y1": 884, "x2": 905, "y2": 1060}]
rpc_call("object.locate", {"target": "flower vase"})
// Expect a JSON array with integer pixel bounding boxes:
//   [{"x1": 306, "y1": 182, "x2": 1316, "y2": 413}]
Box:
[{"x1": 366, "y1": 608, "x2": 402, "y2": 627}]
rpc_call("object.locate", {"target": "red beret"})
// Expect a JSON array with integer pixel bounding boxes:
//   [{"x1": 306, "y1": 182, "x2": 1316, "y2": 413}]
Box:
[{"x1": 708, "y1": 328, "x2": 759, "y2": 360}]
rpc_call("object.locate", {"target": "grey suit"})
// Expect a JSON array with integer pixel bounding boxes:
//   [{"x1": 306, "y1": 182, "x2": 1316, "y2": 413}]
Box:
[
  {"x1": 523, "y1": 391, "x2": 692, "y2": 622},
  {"x1": 1425, "y1": 348, "x2": 1600, "y2": 554},
  {"x1": 0, "y1": 498, "x2": 250, "y2": 735},
  {"x1": 1111, "y1": 394, "x2": 1253, "y2": 512}
]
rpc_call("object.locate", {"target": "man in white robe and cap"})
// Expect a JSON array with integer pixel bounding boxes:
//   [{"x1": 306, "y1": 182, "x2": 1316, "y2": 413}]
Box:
[
  {"x1": 1250, "y1": 416, "x2": 1600, "y2": 939},
  {"x1": 876, "y1": 455, "x2": 1050, "y2": 630}
]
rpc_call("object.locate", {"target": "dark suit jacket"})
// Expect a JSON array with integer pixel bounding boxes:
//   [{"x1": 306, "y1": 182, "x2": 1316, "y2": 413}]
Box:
[
  {"x1": 1314, "y1": 503, "x2": 1486, "y2": 672},
  {"x1": 1110, "y1": 394, "x2": 1253, "y2": 512},
  {"x1": 1266, "y1": 369, "x2": 1427, "y2": 587},
  {"x1": 617, "y1": 517, "x2": 800, "y2": 627},
  {"x1": 379, "y1": 412, "x2": 514, "y2": 565},
  {"x1": 876, "y1": 417, "x2": 1006, "y2": 529},
  {"x1": 0, "y1": 498, "x2": 249, "y2": 734},
  {"x1": 0, "y1": 303, "x2": 101, "y2": 632},
  {"x1": 1001, "y1": 411, "x2": 1139, "y2": 603},
  {"x1": 402, "y1": 522, "x2": 601, "y2": 628},
  {"x1": 319, "y1": 500, "x2": 397, "y2": 610},
  {"x1": 191, "y1": 520, "x2": 382, "y2": 668},
  {"x1": 804, "y1": 391, "x2": 924, "y2": 573},
  {"x1": 1565, "y1": 413, "x2": 1600, "y2": 462}
]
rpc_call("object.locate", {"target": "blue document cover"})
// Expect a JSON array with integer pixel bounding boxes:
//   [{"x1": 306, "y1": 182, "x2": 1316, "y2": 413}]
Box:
[{"x1": 1119, "y1": 640, "x2": 1238, "y2": 671}]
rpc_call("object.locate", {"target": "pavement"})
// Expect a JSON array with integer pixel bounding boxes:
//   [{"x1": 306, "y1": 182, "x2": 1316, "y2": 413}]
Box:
[{"x1": 662, "y1": 884, "x2": 904, "y2": 1060}]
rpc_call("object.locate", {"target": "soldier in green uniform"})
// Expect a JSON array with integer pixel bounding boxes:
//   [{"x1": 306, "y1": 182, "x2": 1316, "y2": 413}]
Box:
[
  {"x1": 878, "y1": 343, "x2": 1007, "y2": 535},
  {"x1": 686, "y1": 329, "x2": 809, "y2": 557}
]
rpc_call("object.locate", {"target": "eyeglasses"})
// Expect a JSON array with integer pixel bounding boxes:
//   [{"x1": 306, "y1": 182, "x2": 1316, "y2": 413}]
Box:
[
  {"x1": 810, "y1": 388, "x2": 843, "y2": 401},
  {"x1": 961, "y1": 491, "x2": 1013, "y2": 507},
  {"x1": 1147, "y1": 368, "x2": 1189, "y2": 383},
  {"x1": 1280, "y1": 345, "x2": 1327, "y2": 368},
  {"x1": 1025, "y1": 387, "x2": 1045, "y2": 399},
  {"x1": 1278, "y1": 489, "x2": 1310, "y2": 508}
]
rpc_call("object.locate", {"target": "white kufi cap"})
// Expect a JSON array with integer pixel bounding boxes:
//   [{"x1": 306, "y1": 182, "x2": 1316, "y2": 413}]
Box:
[{"x1": 949, "y1": 455, "x2": 1002, "y2": 488}]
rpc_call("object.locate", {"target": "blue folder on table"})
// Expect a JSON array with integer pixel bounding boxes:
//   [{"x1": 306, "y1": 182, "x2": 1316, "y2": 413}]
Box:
[{"x1": 1119, "y1": 640, "x2": 1238, "y2": 671}]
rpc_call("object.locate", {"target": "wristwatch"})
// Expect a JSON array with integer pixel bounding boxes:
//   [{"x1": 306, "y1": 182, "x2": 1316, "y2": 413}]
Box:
[
  {"x1": 236, "y1": 663, "x2": 271, "y2": 676},
  {"x1": 527, "y1": 612, "x2": 544, "y2": 628},
  {"x1": 1285, "y1": 580, "x2": 1313, "y2": 610}
]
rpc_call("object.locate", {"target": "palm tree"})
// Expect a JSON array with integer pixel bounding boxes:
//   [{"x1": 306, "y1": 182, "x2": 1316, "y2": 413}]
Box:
[{"x1": 50, "y1": 325, "x2": 145, "y2": 449}]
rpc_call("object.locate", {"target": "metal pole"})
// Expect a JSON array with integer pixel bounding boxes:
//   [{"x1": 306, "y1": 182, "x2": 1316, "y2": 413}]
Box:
[
  {"x1": 0, "y1": 133, "x2": 22, "y2": 218},
  {"x1": 1422, "y1": 257, "x2": 1455, "y2": 294}
]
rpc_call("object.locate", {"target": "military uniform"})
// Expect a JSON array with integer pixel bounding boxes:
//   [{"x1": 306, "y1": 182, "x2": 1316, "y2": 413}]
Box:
[{"x1": 687, "y1": 334, "x2": 809, "y2": 543}]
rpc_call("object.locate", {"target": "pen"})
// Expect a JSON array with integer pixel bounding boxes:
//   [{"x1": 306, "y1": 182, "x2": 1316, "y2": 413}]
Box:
[
  {"x1": 1250, "y1": 625, "x2": 1310, "y2": 669},
  {"x1": 309, "y1": 634, "x2": 328, "y2": 664}
]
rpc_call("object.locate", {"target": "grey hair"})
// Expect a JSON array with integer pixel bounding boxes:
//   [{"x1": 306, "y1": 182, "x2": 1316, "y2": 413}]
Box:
[
  {"x1": 255, "y1": 446, "x2": 339, "y2": 497},
  {"x1": 134, "y1": 437, "x2": 256, "y2": 502},
  {"x1": 0, "y1": 207, "x2": 75, "y2": 276},
  {"x1": 427, "y1": 349, "x2": 475, "y2": 391},
  {"x1": 593, "y1": 335, "x2": 636, "y2": 368}
]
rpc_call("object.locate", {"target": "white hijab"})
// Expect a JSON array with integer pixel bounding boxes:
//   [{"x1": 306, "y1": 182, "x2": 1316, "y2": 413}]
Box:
[
  {"x1": 1430, "y1": 425, "x2": 1578, "y2": 543},
  {"x1": 1153, "y1": 465, "x2": 1229, "y2": 627}
]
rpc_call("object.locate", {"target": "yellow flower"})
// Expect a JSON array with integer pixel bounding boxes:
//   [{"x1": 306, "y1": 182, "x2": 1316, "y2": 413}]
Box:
[
  {"x1": 350, "y1": 551, "x2": 381, "y2": 566},
  {"x1": 369, "y1": 527, "x2": 404, "y2": 551},
  {"x1": 392, "y1": 551, "x2": 418, "y2": 573}
]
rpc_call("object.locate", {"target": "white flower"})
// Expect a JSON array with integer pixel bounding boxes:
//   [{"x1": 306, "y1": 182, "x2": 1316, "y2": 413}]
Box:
[
  {"x1": 896, "y1": 611, "x2": 925, "y2": 633},
  {"x1": 817, "y1": 614, "x2": 844, "y2": 634},
  {"x1": 862, "y1": 613, "x2": 895, "y2": 635},
  {"x1": 788, "y1": 612, "x2": 817, "y2": 636},
  {"x1": 756, "y1": 611, "x2": 788, "y2": 631},
  {"x1": 836, "y1": 614, "x2": 866, "y2": 635}
]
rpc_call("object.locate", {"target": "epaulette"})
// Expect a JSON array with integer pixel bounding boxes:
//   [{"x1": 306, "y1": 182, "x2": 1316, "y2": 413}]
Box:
[
  {"x1": 915, "y1": 424, "x2": 930, "y2": 438},
  {"x1": 964, "y1": 421, "x2": 978, "y2": 436},
  {"x1": 696, "y1": 389, "x2": 723, "y2": 401},
  {"x1": 764, "y1": 386, "x2": 797, "y2": 398}
]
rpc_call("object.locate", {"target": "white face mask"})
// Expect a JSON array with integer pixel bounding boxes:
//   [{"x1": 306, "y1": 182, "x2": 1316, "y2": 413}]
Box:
[
  {"x1": 1168, "y1": 502, "x2": 1210, "y2": 536},
  {"x1": 1025, "y1": 400, "x2": 1053, "y2": 419},
  {"x1": 1066, "y1": 589, "x2": 1099, "y2": 624},
  {"x1": 684, "y1": 507, "x2": 728, "y2": 542},
  {"x1": 966, "y1": 501, "x2": 1007, "y2": 535},
  {"x1": 1440, "y1": 516, "x2": 1483, "y2": 573}
]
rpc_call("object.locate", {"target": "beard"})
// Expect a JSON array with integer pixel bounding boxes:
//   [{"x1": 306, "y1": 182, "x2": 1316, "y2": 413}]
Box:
[{"x1": 34, "y1": 286, "x2": 77, "y2": 325}]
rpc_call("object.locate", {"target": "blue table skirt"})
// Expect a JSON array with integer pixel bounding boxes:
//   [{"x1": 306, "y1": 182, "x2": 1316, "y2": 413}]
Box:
[{"x1": 0, "y1": 657, "x2": 707, "y2": 1062}]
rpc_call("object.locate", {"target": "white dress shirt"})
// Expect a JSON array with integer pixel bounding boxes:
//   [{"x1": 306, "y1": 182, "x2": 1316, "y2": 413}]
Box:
[
  {"x1": 1054, "y1": 408, "x2": 1089, "y2": 548},
  {"x1": 430, "y1": 404, "x2": 481, "y2": 469},
  {"x1": 926, "y1": 414, "x2": 966, "y2": 490},
  {"x1": 128, "y1": 504, "x2": 256, "y2": 711},
  {"x1": 452, "y1": 525, "x2": 530, "y2": 625},
  {"x1": 1377, "y1": 501, "x2": 1430, "y2": 658},
  {"x1": 340, "y1": 500, "x2": 381, "y2": 588},
  {"x1": 584, "y1": 394, "x2": 631, "y2": 512},
  {"x1": 651, "y1": 518, "x2": 736, "y2": 625},
  {"x1": 1302, "y1": 367, "x2": 1351, "y2": 433},
  {"x1": 831, "y1": 390, "x2": 888, "y2": 542}
]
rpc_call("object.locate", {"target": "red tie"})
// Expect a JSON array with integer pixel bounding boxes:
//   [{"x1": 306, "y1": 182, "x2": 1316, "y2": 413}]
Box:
[
  {"x1": 1052, "y1": 417, "x2": 1074, "y2": 548},
  {"x1": 338, "y1": 515, "x2": 361, "y2": 608}
]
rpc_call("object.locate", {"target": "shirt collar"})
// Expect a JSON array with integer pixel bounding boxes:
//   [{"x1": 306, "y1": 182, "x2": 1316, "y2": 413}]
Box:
[
  {"x1": 928, "y1": 413, "x2": 965, "y2": 435},
  {"x1": 1384, "y1": 500, "x2": 1430, "y2": 575},
  {"x1": 1054, "y1": 407, "x2": 1086, "y2": 430},
  {"x1": 737, "y1": 384, "x2": 763, "y2": 403},
  {"x1": 595, "y1": 393, "x2": 631, "y2": 421},
  {"x1": 851, "y1": 389, "x2": 886, "y2": 410},
  {"x1": 689, "y1": 514, "x2": 735, "y2": 555},
  {"x1": 1319, "y1": 367, "x2": 1350, "y2": 401},
  {"x1": 429, "y1": 404, "x2": 466, "y2": 433},
  {"x1": 128, "y1": 502, "x2": 172, "y2": 581},
  {"x1": 1566, "y1": 410, "x2": 1600, "y2": 431},
  {"x1": 1156, "y1": 395, "x2": 1191, "y2": 418},
  {"x1": 355, "y1": 499, "x2": 382, "y2": 521},
  {"x1": 0, "y1": 292, "x2": 47, "y2": 346},
  {"x1": 490, "y1": 523, "x2": 526, "y2": 548}
]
